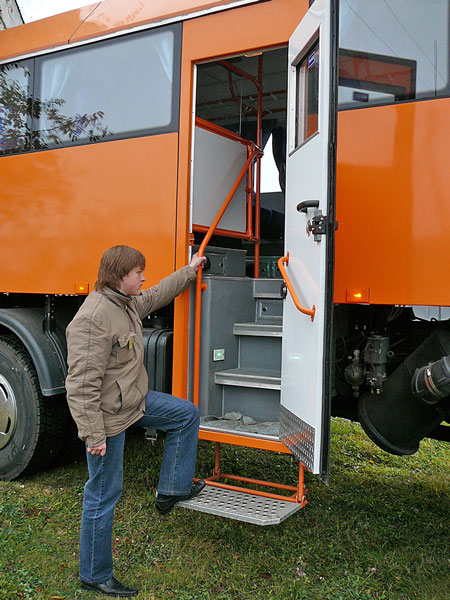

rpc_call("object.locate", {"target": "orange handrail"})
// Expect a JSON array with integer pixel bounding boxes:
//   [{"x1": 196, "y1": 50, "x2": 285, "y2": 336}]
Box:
[
  {"x1": 193, "y1": 147, "x2": 263, "y2": 408},
  {"x1": 253, "y1": 54, "x2": 263, "y2": 279},
  {"x1": 278, "y1": 253, "x2": 316, "y2": 321}
]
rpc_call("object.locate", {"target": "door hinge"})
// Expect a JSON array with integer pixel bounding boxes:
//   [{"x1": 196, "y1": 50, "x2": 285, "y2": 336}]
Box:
[
  {"x1": 306, "y1": 210, "x2": 326, "y2": 241},
  {"x1": 306, "y1": 210, "x2": 338, "y2": 242}
]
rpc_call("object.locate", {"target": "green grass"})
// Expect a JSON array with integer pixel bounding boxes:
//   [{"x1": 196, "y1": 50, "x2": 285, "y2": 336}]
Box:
[{"x1": 1, "y1": 419, "x2": 449, "y2": 600}]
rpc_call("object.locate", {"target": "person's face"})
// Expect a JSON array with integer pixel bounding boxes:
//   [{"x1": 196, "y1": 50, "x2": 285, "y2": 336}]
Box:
[{"x1": 119, "y1": 266, "x2": 146, "y2": 296}]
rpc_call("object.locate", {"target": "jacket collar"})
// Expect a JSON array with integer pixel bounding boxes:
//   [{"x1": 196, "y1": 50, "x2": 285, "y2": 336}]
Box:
[{"x1": 101, "y1": 286, "x2": 133, "y2": 309}]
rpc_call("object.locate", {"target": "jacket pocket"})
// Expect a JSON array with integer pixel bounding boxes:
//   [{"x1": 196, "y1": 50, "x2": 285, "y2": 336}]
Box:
[
  {"x1": 115, "y1": 333, "x2": 137, "y2": 365},
  {"x1": 101, "y1": 379, "x2": 123, "y2": 415},
  {"x1": 112, "y1": 378, "x2": 142, "y2": 414}
]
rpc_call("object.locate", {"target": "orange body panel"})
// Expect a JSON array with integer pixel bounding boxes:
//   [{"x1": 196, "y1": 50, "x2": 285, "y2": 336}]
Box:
[
  {"x1": 0, "y1": 135, "x2": 179, "y2": 293},
  {"x1": 335, "y1": 99, "x2": 450, "y2": 306}
]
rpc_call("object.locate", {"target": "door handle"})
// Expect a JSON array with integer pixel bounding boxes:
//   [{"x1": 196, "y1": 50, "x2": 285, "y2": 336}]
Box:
[
  {"x1": 277, "y1": 253, "x2": 316, "y2": 321},
  {"x1": 297, "y1": 200, "x2": 319, "y2": 213}
]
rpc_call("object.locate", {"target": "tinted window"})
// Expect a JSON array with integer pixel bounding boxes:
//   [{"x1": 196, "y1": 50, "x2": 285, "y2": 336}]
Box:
[
  {"x1": 33, "y1": 25, "x2": 180, "y2": 148},
  {"x1": 0, "y1": 61, "x2": 31, "y2": 154},
  {"x1": 339, "y1": 0, "x2": 449, "y2": 108},
  {"x1": 295, "y1": 40, "x2": 319, "y2": 147}
]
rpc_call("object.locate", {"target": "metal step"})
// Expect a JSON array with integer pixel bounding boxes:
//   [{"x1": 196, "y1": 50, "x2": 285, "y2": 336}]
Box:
[
  {"x1": 255, "y1": 296, "x2": 283, "y2": 322},
  {"x1": 233, "y1": 322, "x2": 282, "y2": 337},
  {"x1": 214, "y1": 367, "x2": 281, "y2": 390},
  {"x1": 252, "y1": 278, "x2": 283, "y2": 299},
  {"x1": 177, "y1": 485, "x2": 302, "y2": 525}
]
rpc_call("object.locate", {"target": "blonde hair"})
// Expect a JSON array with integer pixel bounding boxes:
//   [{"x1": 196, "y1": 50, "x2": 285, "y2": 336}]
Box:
[{"x1": 95, "y1": 245, "x2": 146, "y2": 291}]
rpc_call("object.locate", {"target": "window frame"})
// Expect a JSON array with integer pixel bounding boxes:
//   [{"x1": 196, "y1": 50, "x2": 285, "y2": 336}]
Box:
[{"x1": 293, "y1": 36, "x2": 320, "y2": 151}]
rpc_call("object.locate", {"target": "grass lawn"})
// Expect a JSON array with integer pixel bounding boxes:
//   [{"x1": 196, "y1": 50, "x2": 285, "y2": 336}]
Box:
[{"x1": 1, "y1": 418, "x2": 449, "y2": 600}]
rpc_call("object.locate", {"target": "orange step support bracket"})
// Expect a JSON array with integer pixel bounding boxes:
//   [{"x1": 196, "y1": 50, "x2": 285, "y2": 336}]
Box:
[{"x1": 198, "y1": 442, "x2": 308, "y2": 506}]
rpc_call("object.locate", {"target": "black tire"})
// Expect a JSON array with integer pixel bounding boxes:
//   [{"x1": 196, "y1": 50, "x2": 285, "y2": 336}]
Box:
[{"x1": 0, "y1": 335, "x2": 67, "y2": 480}]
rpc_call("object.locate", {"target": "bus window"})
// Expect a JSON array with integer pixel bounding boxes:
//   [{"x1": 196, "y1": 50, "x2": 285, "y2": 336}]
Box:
[
  {"x1": 339, "y1": 0, "x2": 449, "y2": 108},
  {"x1": 295, "y1": 40, "x2": 319, "y2": 147},
  {"x1": 30, "y1": 24, "x2": 181, "y2": 150},
  {"x1": 195, "y1": 48, "x2": 287, "y2": 145},
  {"x1": 0, "y1": 61, "x2": 31, "y2": 154}
]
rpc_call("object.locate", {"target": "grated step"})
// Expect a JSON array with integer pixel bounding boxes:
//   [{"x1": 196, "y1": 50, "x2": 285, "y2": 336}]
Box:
[{"x1": 177, "y1": 485, "x2": 302, "y2": 525}]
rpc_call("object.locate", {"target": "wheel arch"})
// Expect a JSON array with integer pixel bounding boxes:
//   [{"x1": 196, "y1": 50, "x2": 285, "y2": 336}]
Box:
[{"x1": 0, "y1": 308, "x2": 67, "y2": 397}]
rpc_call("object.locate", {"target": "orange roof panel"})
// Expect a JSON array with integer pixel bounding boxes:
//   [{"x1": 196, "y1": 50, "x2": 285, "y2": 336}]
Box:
[
  {"x1": 72, "y1": 0, "x2": 267, "y2": 43},
  {"x1": 0, "y1": 4, "x2": 98, "y2": 60}
]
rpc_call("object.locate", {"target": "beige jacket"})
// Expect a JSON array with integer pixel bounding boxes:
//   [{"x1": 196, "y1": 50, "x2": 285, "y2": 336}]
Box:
[{"x1": 65, "y1": 266, "x2": 196, "y2": 447}]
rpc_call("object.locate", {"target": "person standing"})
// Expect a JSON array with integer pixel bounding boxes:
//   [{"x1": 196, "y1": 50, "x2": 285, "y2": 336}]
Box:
[{"x1": 66, "y1": 245, "x2": 206, "y2": 598}]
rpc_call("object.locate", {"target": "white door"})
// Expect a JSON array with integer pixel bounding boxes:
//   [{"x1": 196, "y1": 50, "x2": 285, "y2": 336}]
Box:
[{"x1": 279, "y1": 0, "x2": 338, "y2": 479}]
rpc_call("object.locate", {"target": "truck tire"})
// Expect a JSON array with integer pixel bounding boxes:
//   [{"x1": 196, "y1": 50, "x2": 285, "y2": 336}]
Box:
[{"x1": 0, "y1": 335, "x2": 67, "y2": 480}]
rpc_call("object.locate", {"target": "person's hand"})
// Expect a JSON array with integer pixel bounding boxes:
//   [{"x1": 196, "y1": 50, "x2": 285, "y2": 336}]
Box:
[
  {"x1": 87, "y1": 443, "x2": 107, "y2": 456},
  {"x1": 189, "y1": 253, "x2": 207, "y2": 272}
]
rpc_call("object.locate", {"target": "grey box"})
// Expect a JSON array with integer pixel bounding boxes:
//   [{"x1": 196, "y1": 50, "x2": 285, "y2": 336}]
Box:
[{"x1": 193, "y1": 245, "x2": 247, "y2": 277}]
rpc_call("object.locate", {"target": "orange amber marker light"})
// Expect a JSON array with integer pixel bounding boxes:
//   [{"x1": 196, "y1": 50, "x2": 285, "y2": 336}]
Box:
[
  {"x1": 75, "y1": 283, "x2": 89, "y2": 295},
  {"x1": 346, "y1": 288, "x2": 369, "y2": 303}
]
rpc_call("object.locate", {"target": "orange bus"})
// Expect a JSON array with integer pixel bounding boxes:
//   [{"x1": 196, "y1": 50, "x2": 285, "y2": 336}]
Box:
[{"x1": 0, "y1": 0, "x2": 449, "y2": 525}]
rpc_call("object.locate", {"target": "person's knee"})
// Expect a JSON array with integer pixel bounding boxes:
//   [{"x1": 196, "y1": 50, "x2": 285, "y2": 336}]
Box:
[{"x1": 186, "y1": 400, "x2": 200, "y2": 426}]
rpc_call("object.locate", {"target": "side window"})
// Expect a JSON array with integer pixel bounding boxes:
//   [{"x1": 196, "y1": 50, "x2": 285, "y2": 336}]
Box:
[
  {"x1": 34, "y1": 25, "x2": 181, "y2": 149},
  {"x1": 295, "y1": 40, "x2": 319, "y2": 147},
  {"x1": 0, "y1": 61, "x2": 32, "y2": 154},
  {"x1": 339, "y1": 0, "x2": 449, "y2": 109},
  {"x1": 0, "y1": 23, "x2": 181, "y2": 154}
]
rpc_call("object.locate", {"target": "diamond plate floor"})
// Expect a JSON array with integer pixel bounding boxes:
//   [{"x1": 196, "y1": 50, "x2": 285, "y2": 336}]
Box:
[{"x1": 177, "y1": 485, "x2": 302, "y2": 525}]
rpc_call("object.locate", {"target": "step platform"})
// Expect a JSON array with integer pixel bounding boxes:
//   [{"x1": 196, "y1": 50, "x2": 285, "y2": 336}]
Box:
[{"x1": 177, "y1": 484, "x2": 302, "y2": 525}]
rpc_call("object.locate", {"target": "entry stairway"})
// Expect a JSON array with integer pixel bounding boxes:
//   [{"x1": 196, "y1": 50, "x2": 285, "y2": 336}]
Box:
[
  {"x1": 213, "y1": 278, "x2": 283, "y2": 434},
  {"x1": 181, "y1": 276, "x2": 305, "y2": 525}
]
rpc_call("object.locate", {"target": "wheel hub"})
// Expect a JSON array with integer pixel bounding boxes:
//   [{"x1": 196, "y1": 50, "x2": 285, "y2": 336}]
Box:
[{"x1": 0, "y1": 375, "x2": 17, "y2": 449}]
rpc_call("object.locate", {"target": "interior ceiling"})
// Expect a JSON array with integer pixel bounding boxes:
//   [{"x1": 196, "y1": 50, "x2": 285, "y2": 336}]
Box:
[{"x1": 195, "y1": 47, "x2": 288, "y2": 131}]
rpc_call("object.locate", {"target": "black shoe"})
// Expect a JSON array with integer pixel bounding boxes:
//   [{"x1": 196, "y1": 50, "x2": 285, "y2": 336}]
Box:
[
  {"x1": 81, "y1": 576, "x2": 138, "y2": 597},
  {"x1": 156, "y1": 480, "x2": 206, "y2": 515}
]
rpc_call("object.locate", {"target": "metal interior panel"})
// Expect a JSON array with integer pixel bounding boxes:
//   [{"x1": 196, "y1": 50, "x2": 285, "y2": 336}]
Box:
[
  {"x1": 220, "y1": 385, "x2": 281, "y2": 423},
  {"x1": 192, "y1": 126, "x2": 247, "y2": 233},
  {"x1": 187, "y1": 275, "x2": 254, "y2": 415},
  {"x1": 279, "y1": 404, "x2": 315, "y2": 471}
]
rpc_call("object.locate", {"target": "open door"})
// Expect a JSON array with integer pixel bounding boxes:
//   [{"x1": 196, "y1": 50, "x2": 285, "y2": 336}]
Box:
[{"x1": 279, "y1": 0, "x2": 338, "y2": 479}]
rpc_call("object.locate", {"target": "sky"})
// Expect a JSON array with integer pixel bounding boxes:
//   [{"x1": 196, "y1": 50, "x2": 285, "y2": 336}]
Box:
[{"x1": 15, "y1": 0, "x2": 280, "y2": 191}]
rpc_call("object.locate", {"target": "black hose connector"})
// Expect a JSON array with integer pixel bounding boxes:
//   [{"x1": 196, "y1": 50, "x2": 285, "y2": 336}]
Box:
[{"x1": 411, "y1": 356, "x2": 450, "y2": 404}]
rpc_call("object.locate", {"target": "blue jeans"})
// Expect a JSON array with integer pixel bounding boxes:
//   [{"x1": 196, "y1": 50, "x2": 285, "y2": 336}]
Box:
[{"x1": 79, "y1": 390, "x2": 200, "y2": 584}]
